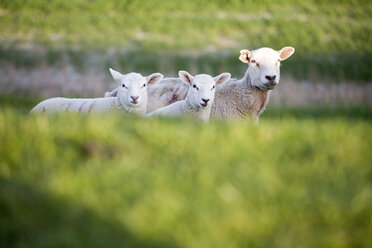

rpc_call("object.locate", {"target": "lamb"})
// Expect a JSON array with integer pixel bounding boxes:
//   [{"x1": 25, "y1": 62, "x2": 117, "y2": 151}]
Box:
[
  {"x1": 146, "y1": 71, "x2": 231, "y2": 122},
  {"x1": 104, "y1": 77, "x2": 189, "y2": 112},
  {"x1": 30, "y1": 68, "x2": 163, "y2": 115},
  {"x1": 104, "y1": 46, "x2": 295, "y2": 121}
]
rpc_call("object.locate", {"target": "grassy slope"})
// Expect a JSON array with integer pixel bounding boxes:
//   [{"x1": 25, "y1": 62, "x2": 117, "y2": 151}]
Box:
[
  {"x1": 0, "y1": 99, "x2": 371, "y2": 247},
  {"x1": 0, "y1": 0, "x2": 371, "y2": 80}
]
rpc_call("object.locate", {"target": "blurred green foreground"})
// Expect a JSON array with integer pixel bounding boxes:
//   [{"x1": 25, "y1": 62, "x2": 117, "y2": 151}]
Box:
[{"x1": 0, "y1": 99, "x2": 371, "y2": 247}]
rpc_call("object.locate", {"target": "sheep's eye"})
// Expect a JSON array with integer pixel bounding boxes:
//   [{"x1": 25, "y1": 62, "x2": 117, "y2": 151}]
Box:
[
  {"x1": 193, "y1": 84, "x2": 199, "y2": 90},
  {"x1": 122, "y1": 84, "x2": 127, "y2": 88},
  {"x1": 211, "y1": 85, "x2": 216, "y2": 91},
  {"x1": 143, "y1": 84, "x2": 146, "y2": 88}
]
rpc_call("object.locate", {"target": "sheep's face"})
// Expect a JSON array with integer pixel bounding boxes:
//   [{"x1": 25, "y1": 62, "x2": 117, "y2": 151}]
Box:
[
  {"x1": 179, "y1": 71, "x2": 231, "y2": 108},
  {"x1": 239, "y1": 47, "x2": 295, "y2": 91},
  {"x1": 116, "y1": 73, "x2": 148, "y2": 107},
  {"x1": 109, "y1": 69, "x2": 163, "y2": 108}
]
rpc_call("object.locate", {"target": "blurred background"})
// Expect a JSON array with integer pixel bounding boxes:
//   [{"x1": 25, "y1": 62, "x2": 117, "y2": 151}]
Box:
[
  {"x1": 0, "y1": 0, "x2": 371, "y2": 106},
  {"x1": 1, "y1": 1, "x2": 371, "y2": 248}
]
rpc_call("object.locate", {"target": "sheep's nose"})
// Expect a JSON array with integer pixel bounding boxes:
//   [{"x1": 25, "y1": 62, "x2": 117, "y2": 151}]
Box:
[
  {"x1": 130, "y1": 96, "x2": 139, "y2": 103},
  {"x1": 265, "y1": 75, "x2": 276, "y2": 81},
  {"x1": 201, "y1": 98, "x2": 210, "y2": 107}
]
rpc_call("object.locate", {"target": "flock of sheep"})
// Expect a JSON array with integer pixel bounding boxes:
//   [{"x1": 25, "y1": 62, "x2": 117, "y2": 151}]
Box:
[{"x1": 31, "y1": 46, "x2": 295, "y2": 122}]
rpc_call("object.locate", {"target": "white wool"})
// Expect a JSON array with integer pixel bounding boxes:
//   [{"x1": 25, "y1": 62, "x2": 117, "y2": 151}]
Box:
[
  {"x1": 104, "y1": 46, "x2": 295, "y2": 121},
  {"x1": 146, "y1": 71, "x2": 230, "y2": 122},
  {"x1": 31, "y1": 69, "x2": 163, "y2": 115}
]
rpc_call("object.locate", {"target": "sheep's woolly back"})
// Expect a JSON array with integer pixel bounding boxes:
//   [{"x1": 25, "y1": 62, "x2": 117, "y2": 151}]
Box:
[
  {"x1": 30, "y1": 97, "x2": 132, "y2": 114},
  {"x1": 147, "y1": 77, "x2": 188, "y2": 112},
  {"x1": 146, "y1": 98, "x2": 212, "y2": 122}
]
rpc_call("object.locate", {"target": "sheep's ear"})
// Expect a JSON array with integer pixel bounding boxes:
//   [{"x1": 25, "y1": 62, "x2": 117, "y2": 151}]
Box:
[
  {"x1": 109, "y1": 68, "x2": 123, "y2": 81},
  {"x1": 214, "y1": 73, "x2": 231, "y2": 85},
  {"x1": 278, "y1": 47, "x2": 295, "y2": 61},
  {"x1": 147, "y1": 73, "x2": 163, "y2": 85},
  {"x1": 239, "y1": 49, "x2": 250, "y2": 63},
  {"x1": 178, "y1": 70, "x2": 194, "y2": 85}
]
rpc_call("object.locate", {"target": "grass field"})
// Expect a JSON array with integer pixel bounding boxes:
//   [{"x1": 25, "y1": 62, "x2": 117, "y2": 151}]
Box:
[
  {"x1": 0, "y1": 97, "x2": 371, "y2": 247},
  {"x1": 1, "y1": 0, "x2": 371, "y2": 81}
]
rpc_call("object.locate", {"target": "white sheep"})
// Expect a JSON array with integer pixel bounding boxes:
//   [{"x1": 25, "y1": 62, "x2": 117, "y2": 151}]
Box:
[
  {"x1": 211, "y1": 46, "x2": 295, "y2": 121},
  {"x1": 30, "y1": 68, "x2": 163, "y2": 115},
  {"x1": 104, "y1": 46, "x2": 295, "y2": 121},
  {"x1": 146, "y1": 71, "x2": 231, "y2": 122}
]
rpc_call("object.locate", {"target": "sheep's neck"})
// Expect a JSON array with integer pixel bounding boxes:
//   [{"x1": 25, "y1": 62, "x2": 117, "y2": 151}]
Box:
[
  {"x1": 242, "y1": 73, "x2": 271, "y2": 118},
  {"x1": 212, "y1": 75, "x2": 269, "y2": 120}
]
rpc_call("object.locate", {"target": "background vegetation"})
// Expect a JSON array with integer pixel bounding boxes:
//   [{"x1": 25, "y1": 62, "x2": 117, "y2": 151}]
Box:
[{"x1": 0, "y1": 0, "x2": 371, "y2": 80}]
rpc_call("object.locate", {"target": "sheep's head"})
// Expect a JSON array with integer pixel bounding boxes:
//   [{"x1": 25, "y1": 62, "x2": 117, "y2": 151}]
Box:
[
  {"x1": 109, "y1": 68, "x2": 163, "y2": 108},
  {"x1": 239, "y1": 47, "x2": 295, "y2": 91},
  {"x1": 179, "y1": 71, "x2": 231, "y2": 108}
]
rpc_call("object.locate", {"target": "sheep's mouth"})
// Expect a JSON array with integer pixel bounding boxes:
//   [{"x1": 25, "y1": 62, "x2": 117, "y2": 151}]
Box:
[
  {"x1": 256, "y1": 83, "x2": 277, "y2": 91},
  {"x1": 200, "y1": 102, "x2": 208, "y2": 108},
  {"x1": 264, "y1": 85, "x2": 276, "y2": 90},
  {"x1": 129, "y1": 101, "x2": 141, "y2": 107},
  {"x1": 255, "y1": 86, "x2": 268, "y2": 91}
]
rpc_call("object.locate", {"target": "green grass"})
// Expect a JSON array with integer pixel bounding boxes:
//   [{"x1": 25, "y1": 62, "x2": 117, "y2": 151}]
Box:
[
  {"x1": 0, "y1": 0, "x2": 371, "y2": 81},
  {"x1": 0, "y1": 97, "x2": 371, "y2": 247},
  {"x1": 262, "y1": 105, "x2": 372, "y2": 121}
]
